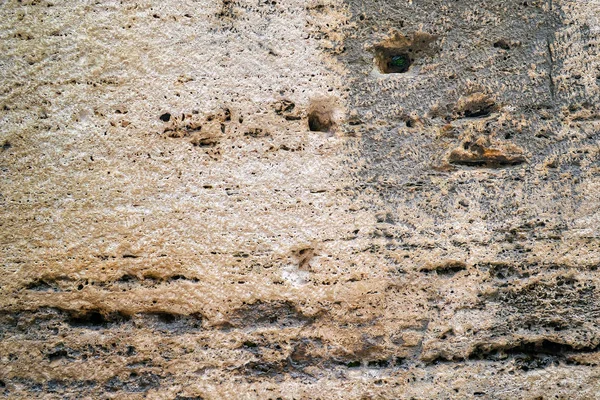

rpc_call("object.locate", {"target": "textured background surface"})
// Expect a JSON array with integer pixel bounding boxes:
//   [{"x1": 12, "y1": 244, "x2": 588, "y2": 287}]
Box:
[{"x1": 2, "y1": 0, "x2": 600, "y2": 398}]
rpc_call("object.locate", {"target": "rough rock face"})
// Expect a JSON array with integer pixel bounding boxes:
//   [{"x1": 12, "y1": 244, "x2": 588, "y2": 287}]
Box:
[{"x1": 1, "y1": 0, "x2": 600, "y2": 398}]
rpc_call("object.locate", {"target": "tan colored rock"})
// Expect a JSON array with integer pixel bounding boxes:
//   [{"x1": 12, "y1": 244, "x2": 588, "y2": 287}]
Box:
[{"x1": 2, "y1": 0, "x2": 600, "y2": 399}]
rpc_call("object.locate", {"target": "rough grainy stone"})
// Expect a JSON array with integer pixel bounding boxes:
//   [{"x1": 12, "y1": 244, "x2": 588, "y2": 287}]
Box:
[{"x1": 1, "y1": 0, "x2": 600, "y2": 398}]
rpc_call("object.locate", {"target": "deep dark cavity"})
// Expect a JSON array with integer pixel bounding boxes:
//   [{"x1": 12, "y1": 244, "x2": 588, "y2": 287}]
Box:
[
  {"x1": 467, "y1": 339, "x2": 600, "y2": 370},
  {"x1": 307, "y1": 97, "x2": 338, "y2": 133},
  {"x1": 25, "y1": 279, "x2": 57, "y2": 292},
  {"x1": 458, "y1": 97, "x2": 497, "y2": 118},
  {"x1": 140, "y1": 312, "x2": 203, "y2": 333},
  {"x1": 420, "y1": 261, "x2": 467, "y2": 276},
  {"x1": 493, "y1": 39, "x2": 511, "y2": 50},
  {"x1": 308, "y1": 111, "x2": 331, "y2": 132},
  {"x1": 370, "y1": 31, "x2": 436, "y2": 74},
  {"x1": 0, "y1": 308, "x2": 203, "y2": 337},
  {"x1": 381, "y1": 53, "x2": 411, "y2": 73},
  {"x1": 159, "y1": 112, "x2": 171, "y2": 122},
  {"x1": 67, "y1": 310, "x2": 132, "y2": 329},
  {"x1": 471, "y1": 340, "x2": 598, "y2": 359}
]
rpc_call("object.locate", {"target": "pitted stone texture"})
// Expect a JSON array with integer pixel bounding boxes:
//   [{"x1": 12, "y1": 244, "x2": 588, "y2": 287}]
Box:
[{"x1": 2, "y1": 0, "x2": 600, "y2": 399}]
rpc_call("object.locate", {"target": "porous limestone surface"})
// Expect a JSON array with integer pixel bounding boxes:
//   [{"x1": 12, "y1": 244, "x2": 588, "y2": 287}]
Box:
[{"x1": 1, "y1": 0, "x2": 600, "y2": 398}]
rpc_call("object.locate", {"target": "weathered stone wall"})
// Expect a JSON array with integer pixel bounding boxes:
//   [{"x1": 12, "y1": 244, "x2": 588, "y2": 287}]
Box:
[{"x1": 1, "y1": 0, "x2": 600, "y2": 398}]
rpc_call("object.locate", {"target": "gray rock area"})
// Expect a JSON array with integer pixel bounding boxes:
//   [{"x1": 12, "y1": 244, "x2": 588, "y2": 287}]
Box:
[{"x1": 1, "y1": 0, "x2": 600, "y2": 398}]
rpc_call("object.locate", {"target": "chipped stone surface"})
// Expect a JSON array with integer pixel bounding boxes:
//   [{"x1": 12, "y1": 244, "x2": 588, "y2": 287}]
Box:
[{"x1": 1, "y1": 0, "x2": 600, "y2": 398}]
